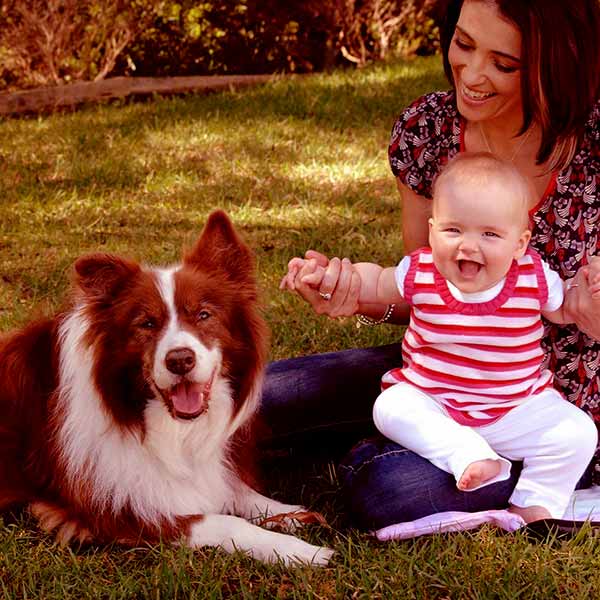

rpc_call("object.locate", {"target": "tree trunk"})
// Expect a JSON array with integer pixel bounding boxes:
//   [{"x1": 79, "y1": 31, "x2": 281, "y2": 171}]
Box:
[{"x1": 0, "y1": 75, "x2": 277, "y2": 116}]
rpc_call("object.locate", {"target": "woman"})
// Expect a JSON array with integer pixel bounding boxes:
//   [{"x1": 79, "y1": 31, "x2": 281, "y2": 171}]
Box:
[{"x1": 264, "y1": 0, "x2": 600, "y2": 530}]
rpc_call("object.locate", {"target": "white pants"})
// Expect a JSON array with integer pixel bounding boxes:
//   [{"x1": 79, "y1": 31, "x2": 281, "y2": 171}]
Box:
[{"x1": 373, "y1": 384, "x2": 598, "y2": 518}]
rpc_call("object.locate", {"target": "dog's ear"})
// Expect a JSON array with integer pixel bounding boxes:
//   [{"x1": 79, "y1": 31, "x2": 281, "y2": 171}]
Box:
[
  {"x1": 185, "y1": 210, "x2": 255, "y2": 282},
  {"x1": 73, "y1": 253, "x2": 141, "y2": 298}
]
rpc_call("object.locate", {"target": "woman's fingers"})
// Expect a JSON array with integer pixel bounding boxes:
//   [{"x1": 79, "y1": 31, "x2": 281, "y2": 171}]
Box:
[
  {"x1": 280, "y1": 251, "x2": 359, "y2": 319},
  {"x1": 327, "y1": 258, "x2": 360, "y2": 317},
  {"x1": 564, "y1": 263, "x2": 600, "y2": 340},
  {"x1": 585, "y1": 258, "x2": 600, "y2": 296},
  {"x1": 315, "y1": 257, "x2": 342, "y2": 299},
  {"x1": 293, "y1": 258, "x2": 327, "y2": 308}
]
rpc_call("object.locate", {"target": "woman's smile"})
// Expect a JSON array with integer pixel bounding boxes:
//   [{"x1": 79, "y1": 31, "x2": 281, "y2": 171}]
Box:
[
  {"x1": 460, "y1": 84, "x2": 495, "y2": 102},
  {"x1": 448, "y1": 0, "x2": 523, "y2": 130}
]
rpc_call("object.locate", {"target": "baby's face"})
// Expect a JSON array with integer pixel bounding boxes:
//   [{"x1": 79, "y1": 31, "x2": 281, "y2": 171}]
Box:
[{"x1": 429, "y1": 178, "x2": 531, "y2": 293}]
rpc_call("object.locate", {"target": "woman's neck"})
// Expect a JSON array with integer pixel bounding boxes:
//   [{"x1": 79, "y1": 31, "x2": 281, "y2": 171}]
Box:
[
  {"x1": 464, "y1": 119, "x2": 553, "y2": 206},
  {"x1": 476, "y1": 119, "x2": 541, "y2": 165}
]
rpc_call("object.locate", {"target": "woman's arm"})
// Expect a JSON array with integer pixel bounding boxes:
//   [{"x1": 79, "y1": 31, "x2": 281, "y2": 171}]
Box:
[{"x1": 397, "y1": 179, "x2": 431, "y2": 254}]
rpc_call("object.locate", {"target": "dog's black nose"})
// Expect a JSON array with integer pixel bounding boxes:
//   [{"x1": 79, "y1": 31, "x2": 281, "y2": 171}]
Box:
[{"x1": 165, "y1": 348, "x2": 196, "y2": 375}]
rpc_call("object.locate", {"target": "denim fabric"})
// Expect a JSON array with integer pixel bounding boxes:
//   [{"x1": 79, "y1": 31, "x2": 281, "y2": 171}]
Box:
[
  {"x1": 260, "y1": 343, "x2": 595, "y2": 530},
  {"x1": 338, "y1": 435, "x2": 595, "y2": 531},
  {"x1": 260, "y1": 343, "x2": 403, "y2": 447},
  {"x1": 338, "y1": 435, "x2": 523, "y2": 530}
]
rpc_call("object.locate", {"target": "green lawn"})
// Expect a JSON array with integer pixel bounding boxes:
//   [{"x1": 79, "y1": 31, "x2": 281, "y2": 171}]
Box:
[{"x1": 2, "y1": 57, "x2": 600, "y2": 598}]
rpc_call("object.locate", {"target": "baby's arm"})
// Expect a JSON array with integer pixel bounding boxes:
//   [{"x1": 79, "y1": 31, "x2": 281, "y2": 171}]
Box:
[
  {"x1": 542, "y1": 290, "x2": 572, "y2": 324},
  {"x1": 542, "y1": 265, "x2": 573, "y2": 325},
  {"x1": 282, "y1": 257, "x2": 403, "y2": 305},
  {"x1": 352, "y1": 262, "x2": 404, "y2": 305},
  {"x1": 300, "y1": 261, "x2": 402, "y2": 305}
]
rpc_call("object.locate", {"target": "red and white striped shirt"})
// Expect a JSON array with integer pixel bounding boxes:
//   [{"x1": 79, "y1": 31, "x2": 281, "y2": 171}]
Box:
[{"x1": 382, "y1": 247, "x2": 564, "y2": 427}]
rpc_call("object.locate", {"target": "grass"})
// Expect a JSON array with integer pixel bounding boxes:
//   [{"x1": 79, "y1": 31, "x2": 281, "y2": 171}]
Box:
[{"x1": 2, "y1": 56, "x2": 600, "y2": 598}]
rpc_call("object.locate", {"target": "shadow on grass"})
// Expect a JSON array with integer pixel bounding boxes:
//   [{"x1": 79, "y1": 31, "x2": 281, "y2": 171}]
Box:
[{"x1": 1, "y1": 57, "x2": 447, "y2": 202}]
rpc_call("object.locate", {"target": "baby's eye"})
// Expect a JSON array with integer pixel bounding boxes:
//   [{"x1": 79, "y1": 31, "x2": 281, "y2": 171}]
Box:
[
  {"x1": 483, "y1": 231, "x2": 500, "y2": 238},
  {"x1": 443, "y1": 227, "x2": 460, "y2": 233}
]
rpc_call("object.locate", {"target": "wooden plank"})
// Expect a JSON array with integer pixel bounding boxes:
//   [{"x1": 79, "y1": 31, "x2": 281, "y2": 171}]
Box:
[{"x1": 0, "y1": 74, "x2": 277, "y2": 116}]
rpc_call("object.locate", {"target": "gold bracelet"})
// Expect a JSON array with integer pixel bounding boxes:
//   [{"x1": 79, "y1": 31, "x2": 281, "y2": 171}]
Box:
[{"x1": 356, "y1": 304, "x2": 396, "y2": 328}]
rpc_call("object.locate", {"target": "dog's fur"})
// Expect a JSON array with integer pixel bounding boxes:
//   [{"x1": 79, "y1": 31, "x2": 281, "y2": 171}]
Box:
[{"x1": 0, "y1": 210, "x2": 332, "y2": 565}]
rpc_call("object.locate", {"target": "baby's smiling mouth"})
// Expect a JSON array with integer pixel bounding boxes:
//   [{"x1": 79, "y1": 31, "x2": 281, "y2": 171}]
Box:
[{"x1": 458, "y1": 259, "x2": 482, "y2": 277}]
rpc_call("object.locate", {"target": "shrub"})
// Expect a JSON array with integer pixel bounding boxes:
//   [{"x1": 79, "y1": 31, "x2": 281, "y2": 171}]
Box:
[
  {"x1": 121, "y1": 0, "x2": 331, "y2": 76},
  {"x1": 0, "y1": 0, "x2": 444, "y2": 91},
  {"x1": 0, "y1": 0, "x2": 155, "y2": 90},
  {"x1": 311, "y1": 0, "x2": 442, "y2": 67}
]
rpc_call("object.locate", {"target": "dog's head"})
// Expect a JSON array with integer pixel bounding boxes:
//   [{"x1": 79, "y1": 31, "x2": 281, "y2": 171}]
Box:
[{"x1": 72, "y1": 210, "x2": 268, "y2": 429}]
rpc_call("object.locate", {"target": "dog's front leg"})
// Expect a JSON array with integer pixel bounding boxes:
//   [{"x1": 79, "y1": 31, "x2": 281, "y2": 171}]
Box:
[
  {"x1": 233, "y1": 483, "x2": 306, "y2": 530},
  {"x1": 187, "y1": 514, "x2": 333, "y2": 566}
]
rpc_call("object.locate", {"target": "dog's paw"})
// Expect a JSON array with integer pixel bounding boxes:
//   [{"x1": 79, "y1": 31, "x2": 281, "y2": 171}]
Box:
[
  {"x1": 261, "y1": 534, "x2": 334, "y2": 567},
  {"x1": 29, "y1": 500, "x2": 93, "y2": 546},
  {"x1": 259, "y1": 508, "x2": 328, "y2": 533},
  {"x1": 293, "y1": 543, "x2": 334, "y2": 567}
]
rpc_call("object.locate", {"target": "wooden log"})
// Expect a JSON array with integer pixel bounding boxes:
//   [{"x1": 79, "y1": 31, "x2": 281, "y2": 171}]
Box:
[{"x1": 0, "y1": 74, "x2": 277, "y2": 116}]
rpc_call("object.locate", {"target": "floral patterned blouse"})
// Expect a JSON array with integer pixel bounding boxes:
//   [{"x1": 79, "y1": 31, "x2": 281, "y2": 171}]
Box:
[{"x1": 388, "y1": 90, "x2": 600, "y2": 482}]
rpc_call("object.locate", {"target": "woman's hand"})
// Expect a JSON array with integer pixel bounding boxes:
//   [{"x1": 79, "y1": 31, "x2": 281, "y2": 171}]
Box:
[
  {"x1": 563, "y1": 257, "x2": 600, "y2": 340},
  {"x1": 280, "y1": 251, "x2": 361, "y2": 318}
]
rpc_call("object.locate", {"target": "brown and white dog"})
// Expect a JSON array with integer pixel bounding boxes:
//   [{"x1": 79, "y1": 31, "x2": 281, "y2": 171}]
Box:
[{"x1": 0, "y1": 210, "x2": 333, "y2": 566}]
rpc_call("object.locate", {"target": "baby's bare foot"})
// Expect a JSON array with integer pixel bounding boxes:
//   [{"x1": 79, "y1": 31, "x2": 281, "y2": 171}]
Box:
[
  {"x1": 457, "y1": 459, "x2": 502, "y2": 491},
  {"x1": 508, "y1": 505, "x2": 551, "y2": 523}
]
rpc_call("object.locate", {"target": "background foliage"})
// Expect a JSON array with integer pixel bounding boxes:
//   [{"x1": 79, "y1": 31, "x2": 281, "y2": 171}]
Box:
[{"x1": 0, "y1": 0, "x2": 444, "y2": 91}]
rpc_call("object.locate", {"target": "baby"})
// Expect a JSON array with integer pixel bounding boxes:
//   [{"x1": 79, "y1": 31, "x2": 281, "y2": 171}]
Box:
[{"x1": 282, "y1": 152, "x2": 598, "y2": 523}]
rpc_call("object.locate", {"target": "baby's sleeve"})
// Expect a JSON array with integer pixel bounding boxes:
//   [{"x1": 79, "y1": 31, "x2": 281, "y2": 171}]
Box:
[
  {"x1": 394, "y1": 256, "x2": 412, "y2": 298},
  {"x1": 541, "y1": 261, "x2": 565, "y2": 312}
]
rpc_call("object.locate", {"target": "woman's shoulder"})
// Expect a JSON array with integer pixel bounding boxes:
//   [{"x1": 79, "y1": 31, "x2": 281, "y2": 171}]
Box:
[
  {"x1": 396, "y1": 90, "x2": 459, "y2": 124},
  {"x1": 389, "y1": 91, "x2": 459, "y2": 146},
  {"x1": 388, "y1": 90, "x2": 462, "y2": 199},
  {"x1": 556, "y1": 98, "x2": 600, "y2": 185},
  {"x1": 571, "y1": 98, "x2": 600, "y2": 164}
]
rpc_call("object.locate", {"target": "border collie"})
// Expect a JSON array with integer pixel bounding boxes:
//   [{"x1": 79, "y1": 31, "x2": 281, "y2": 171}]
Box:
[{"x1": 0, "y1": 210, "x2": 333, "y2": 566}]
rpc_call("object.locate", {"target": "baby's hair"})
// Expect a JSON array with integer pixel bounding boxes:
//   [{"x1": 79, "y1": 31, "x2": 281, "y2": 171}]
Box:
[{"x1": 432, "y1": 152, "x2": 532, "y2": 229}]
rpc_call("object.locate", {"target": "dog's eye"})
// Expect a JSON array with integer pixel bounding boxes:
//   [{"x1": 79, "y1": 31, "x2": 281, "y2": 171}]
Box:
[
  {"x1": 197, "y1": 310, "x2": 210, "y2": 321},
  {"x1": 140, "y1": 318, "x2": 156, "y2": 329}
]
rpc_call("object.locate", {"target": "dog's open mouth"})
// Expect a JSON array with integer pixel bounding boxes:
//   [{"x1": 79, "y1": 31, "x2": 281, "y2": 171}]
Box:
[{"x1": 167, "y1": 375, "x2": 213, "y2": 420}]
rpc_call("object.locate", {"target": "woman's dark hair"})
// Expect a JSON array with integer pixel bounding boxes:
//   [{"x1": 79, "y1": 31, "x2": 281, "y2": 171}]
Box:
[{"x1": 440, "y1": 0, "x2": 600, "y2": 169}]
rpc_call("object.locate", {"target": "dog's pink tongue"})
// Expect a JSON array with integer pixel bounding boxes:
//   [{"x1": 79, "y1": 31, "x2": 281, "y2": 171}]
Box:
[{"x1": 171, "y1": 381, "x2": 206, "y2": 416}]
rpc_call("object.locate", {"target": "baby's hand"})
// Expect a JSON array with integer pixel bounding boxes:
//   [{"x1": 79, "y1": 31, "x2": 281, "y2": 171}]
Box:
[
  {"x1": 280, "y1": 258, "x2": 326, "y2": 291},
  {"x1": 300, "y1": 264, "x2": 327, "y2": 288},
  {"x1": 586, "y1": 257, "x2": 600, "y2": 298},
  {"x1": 280, "y1": 257, "x2": 308, "y2": 291}
]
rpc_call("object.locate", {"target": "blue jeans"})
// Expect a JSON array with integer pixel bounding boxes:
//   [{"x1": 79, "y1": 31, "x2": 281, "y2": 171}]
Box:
[
  {"x1": 261, "y1": 343, "x2": 594, "y2": 530},
  {"x1": 260, "y1": 343, "x2": 403, "y2": 446}
]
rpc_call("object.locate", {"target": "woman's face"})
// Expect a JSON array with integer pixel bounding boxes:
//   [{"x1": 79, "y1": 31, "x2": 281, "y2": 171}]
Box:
[{"x1": 448, "y1": 0, "x2": 523, "y2": 129}]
